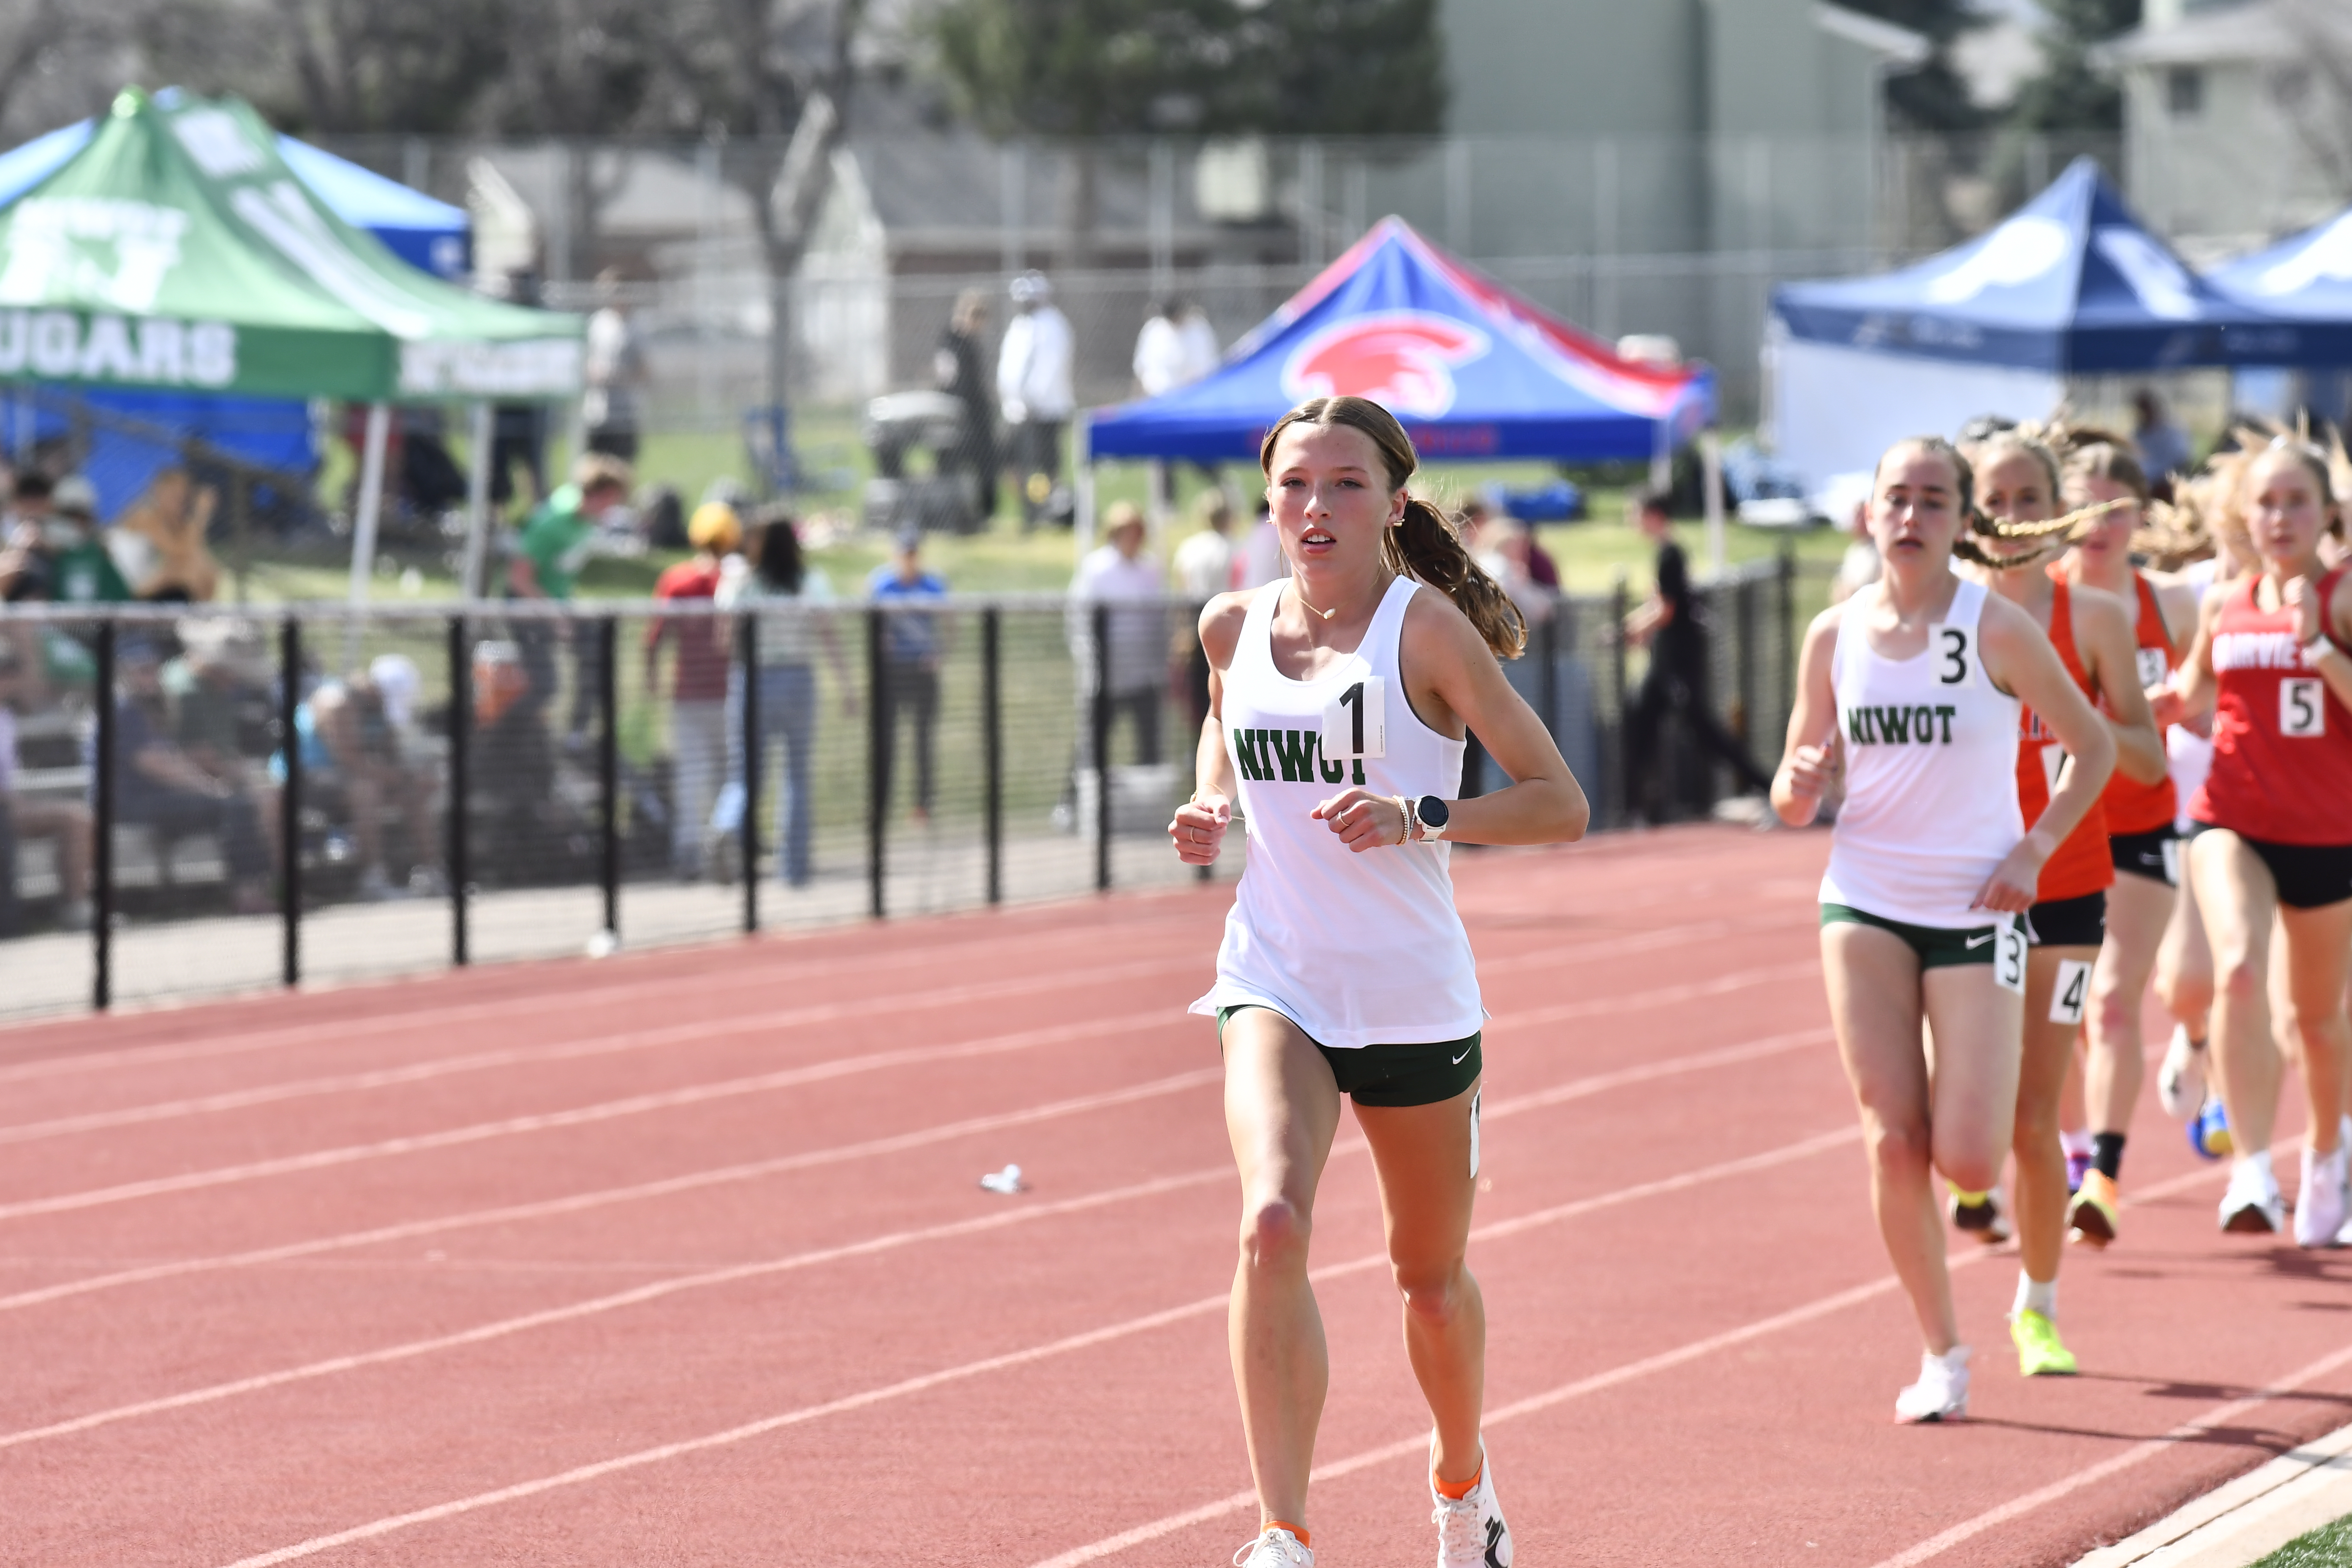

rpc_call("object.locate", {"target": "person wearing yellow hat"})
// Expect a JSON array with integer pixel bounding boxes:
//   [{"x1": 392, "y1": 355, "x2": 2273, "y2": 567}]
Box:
[{"x1": 648, "y1": 500, "x2": 743, "y2": 878}]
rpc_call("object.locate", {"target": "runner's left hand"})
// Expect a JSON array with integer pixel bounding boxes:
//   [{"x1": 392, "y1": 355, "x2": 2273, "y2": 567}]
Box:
[{"x1": 1312, "y1": 788, "x2": 1406, "y2": 853}]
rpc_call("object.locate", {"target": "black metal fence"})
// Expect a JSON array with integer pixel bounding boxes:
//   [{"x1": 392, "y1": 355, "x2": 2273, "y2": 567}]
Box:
[{"x1": 0, "y1": 556, "x2": 1797, "y2": 1019}]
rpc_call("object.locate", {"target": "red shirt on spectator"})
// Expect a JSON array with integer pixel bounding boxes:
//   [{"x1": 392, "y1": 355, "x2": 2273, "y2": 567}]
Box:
[{"x1": 648, "y1": 557, "x2": 731, "y2": 702}]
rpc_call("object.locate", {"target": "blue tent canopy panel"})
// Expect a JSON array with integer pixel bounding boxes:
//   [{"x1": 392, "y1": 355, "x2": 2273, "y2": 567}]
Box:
[
  {"x1": 1772, "y1": 159, "x2": 2313, "y2": 373},
  {"x1": 2207, "y1": 210, "x2": 2352, "y2": 365},
  {"x1": 1087, "y1": 218, "x2": 1715, "y2": 465}
]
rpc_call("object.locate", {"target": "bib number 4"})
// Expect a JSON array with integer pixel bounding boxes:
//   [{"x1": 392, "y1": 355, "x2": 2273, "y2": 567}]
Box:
[
  {"x1": 2283, "y1": 676, "x2": 2326, "y2": 738},
  {"x1": 2049, "y1": 958, "x2": 2091, "y2": 1026}
]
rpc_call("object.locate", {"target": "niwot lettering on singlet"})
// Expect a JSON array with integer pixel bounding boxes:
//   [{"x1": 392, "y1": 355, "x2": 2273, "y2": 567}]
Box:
[
  {"x1": 1843, "y1": 703, "x2": 1958, "y2": 746},
  {"x1": 1233, "y1": 726, "x2": 1368, "y2": 787},
  {"x1": 2212, "y1": 631, "x2": 2318, "y2": 672}
]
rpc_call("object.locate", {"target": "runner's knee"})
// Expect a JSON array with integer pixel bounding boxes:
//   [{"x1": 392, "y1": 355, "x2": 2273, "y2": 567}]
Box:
[
  {"x1": 1391, "y1": 1257, "x2": 1470, "y2": 1327},
  {"x1": 1239, "y1": 1195, "x2": 1311, "y2": 1271},
  {"x1": 1865, "y1": 1115, "x2": 1934, "y2": 1180}
]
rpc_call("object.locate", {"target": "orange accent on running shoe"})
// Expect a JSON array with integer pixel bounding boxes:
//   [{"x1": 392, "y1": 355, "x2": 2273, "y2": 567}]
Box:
[
  {"x1": 1265, "y1": 1521, "x2": 1310, "y2": 1548},
  {"x1": 1433, "y1": 1462, "x2": 1483, "y2": 1500}
]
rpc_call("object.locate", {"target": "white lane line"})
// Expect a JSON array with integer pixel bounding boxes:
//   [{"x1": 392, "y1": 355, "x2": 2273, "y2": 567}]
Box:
[
  {"x1": 205, "y1": 1125, "x2": 1859, "y2": 1568},
  {"x1": 1022, "y1": 1159, "x2": 2238, "y2": 1567},
  {"x1": 0, "y1": 1024, "x2": 1827, "y2": 1315},
  {"x1": 0, "y1": 902, "x2": 1225, "y2": 1086},
  {"x1": 0, "y1": 957, "x2": 1821, "y2": 1227},
  {"x1": 0, "y1": 955, "x2": 1206, "y2": 1147},
  {"x1": 0, "y1": 910, "x2": 1799, "y2": 1144},
  {"x1": 0, "y1": 1010, "x2": 1178, "y2": 1224},
  {"x1": 1865, "y1": 1339, "x2": 2352, "y2": 1568}
]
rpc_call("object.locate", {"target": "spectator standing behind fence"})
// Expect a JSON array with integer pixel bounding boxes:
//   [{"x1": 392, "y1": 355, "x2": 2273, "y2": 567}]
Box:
[
  {"x1": 715, "y1": 510, "x2": 852, "y2": 888},
  {"x1": 648, "y1": 503, "x2": 740, "y2": 880},
  {"x1": 508, "y1": 454, "x2": 631, "y2": 739},
  {"x1": 936, "y1": 289, "x2": 997, "y2": 520},
  {"x1": 583, "y1": 269, "x2": 647, "y2": 462},
  {"x1": 0, "y1": 638, "x2": 91, "y2": 931},
  {"x1": 1070, "y1": 502, "x2": 1170, "y2": 778},
  {"x1": 0, "y1": 476, "x2": 130, "y2": 605},
  {"x1": 96, "y1": 637, "x2": 272, "y2": 915},
  {"x1": 1621, "y1": 490, "x2": 1772, "y2": 824},
  {"x1": 2133, "y1": 389, "x2": 2191, "y2": 487},
  {"x1": 867, "y1": 532, "x2": 950, "y2": 823},
  {"x1": 1173, "y1": 492, "x2": 1237, "y2": 730},
  {"x1": 999, "y1": 271, "x2": 1075, "y2": 530}
]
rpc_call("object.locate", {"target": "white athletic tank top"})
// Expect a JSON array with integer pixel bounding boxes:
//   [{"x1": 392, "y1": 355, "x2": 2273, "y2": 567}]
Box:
[
  {"x1": 1191, "y1": 577, "x2": 1484, "y2": 1048},
  {"x1": 1819, "y1": 577, "x2": 2024, "y2": 929}
]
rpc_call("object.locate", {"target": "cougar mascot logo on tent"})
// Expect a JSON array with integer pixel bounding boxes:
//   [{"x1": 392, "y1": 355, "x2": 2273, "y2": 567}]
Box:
[{"x1": 1280, "y1": 312, "x2": 1491, "y2": 418}]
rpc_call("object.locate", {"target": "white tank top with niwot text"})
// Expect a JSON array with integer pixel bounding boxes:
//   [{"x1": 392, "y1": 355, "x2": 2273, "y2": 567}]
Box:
[
  {"x1": 1191, "y1": 577, "x2": 1483, "y2": 1048},
  {"x1": 1820, "y1": 576, "x2": 2024, "y2": 929}
]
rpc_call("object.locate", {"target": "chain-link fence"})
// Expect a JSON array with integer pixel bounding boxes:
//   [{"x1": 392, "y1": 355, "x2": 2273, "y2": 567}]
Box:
[{"x1": 0, "y1": 560, "x2": 1799, "y2": 1019}]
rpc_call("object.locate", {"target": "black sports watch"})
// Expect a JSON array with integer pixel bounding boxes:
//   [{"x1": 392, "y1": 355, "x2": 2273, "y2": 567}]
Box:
[{"x1": 1415, "y1": 794, "x2": 1451, "y2": 842}]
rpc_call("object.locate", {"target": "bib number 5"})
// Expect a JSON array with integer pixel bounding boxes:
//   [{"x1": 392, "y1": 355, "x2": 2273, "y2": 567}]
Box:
[
  {"x1": 2283, "y1": 676, "x2": 2326, "y2": 738},
  {"x1": 1994, "y1": 924, "x2": 2026, "y2": 996},
  {"x1": 1928, "y1": 623, "x2": 1974, "y2": 688}
]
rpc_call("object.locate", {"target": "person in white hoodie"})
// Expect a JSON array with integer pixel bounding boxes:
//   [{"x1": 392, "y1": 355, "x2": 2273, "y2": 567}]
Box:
[{"x1": 998, "y1": 271, "x2": 1075, "y2": 529}]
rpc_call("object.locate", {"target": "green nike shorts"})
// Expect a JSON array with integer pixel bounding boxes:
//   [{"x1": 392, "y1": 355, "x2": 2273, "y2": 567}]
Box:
[
  {"x1": 1215, "y1": 1005, "x2": 1482, "y2": 1107},
  {"x1": 1820, "y1": 903, "x2": 2004, "y2": 969}
]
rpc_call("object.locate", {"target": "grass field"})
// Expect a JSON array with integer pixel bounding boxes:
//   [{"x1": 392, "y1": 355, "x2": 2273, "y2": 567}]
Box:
[{"x1": 2256, "y1": 1515, "x2": 2352, "y2": 1568}]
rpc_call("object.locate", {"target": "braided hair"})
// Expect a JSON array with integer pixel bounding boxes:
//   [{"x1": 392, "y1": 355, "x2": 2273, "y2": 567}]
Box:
[{"x1": 1258, "y1": 396, "x2": 1527, "y2": 659}]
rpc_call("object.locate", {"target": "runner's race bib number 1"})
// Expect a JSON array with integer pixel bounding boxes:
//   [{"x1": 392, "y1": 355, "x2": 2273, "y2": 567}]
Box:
[
  {"x1": 1321, "y1": 677, "x2": 1387, "y2": 760},
  {"x1": 2049, "y1": 958, "x2": 2091, "y2": 1026},
  {"x1": 2283, "y1": 677, "x2": 2326, "y2": 737},
  {"x1": 1929, "y1": 623, "x2": 1974, "y2": 688},
  {"x1": 1994, "y1": 923, "x2": 2026, "y2": 996}
]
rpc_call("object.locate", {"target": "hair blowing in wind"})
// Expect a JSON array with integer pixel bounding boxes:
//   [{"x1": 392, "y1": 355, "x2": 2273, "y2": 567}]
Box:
[{"x1": 1259, "y1": 396, "x2": 1527, "y2": 659}]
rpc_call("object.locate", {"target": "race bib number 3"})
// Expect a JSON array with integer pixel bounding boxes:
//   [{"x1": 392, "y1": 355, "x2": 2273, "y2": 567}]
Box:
[
  {"x1": 1928, "y1": 623, "x2": 1974, "y2": 688},
  {"x1": 1321, "y1": 677, "x2": 1387, "y2": 760},
  {"x1": 2136, "y1": 647, "x2": 2171, "y2": 689},
  {"x1": 1994, "y1": 924, "x2": 2026, "y2": 996},
  {"x1": 2049, "y1": 958, "x2": 2091, "y2": 1026},
  {"x1": 2283, "y1": 677, "x2": 2325, "y2": 738}
]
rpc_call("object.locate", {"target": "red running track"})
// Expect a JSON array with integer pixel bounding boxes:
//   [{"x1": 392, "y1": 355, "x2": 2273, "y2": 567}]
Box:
[{"x1": 2, "y1": 824, "x2": 2348, "y2": 1568}]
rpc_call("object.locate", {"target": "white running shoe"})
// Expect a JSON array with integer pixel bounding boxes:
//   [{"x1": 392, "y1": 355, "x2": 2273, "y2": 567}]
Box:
[
  {"x1": 1895, "y1": 1345, "x2": 1970, "y2": 1424},
  {"x1": 2157, "y1": 1025, "x2": 2206, "y2": 1120},
  {"x1": 1430, "y1": 1440, "x2": 1512, "y2": 1568},
  {"x1": 1233, "y1": 1526, "x2": 1312, "y2": 1568},
  {"x1": 2220, "y1": 1159, "x2": 2287, "y2": 1234},
  {"x1": 2297, "y1": 1143, "x2": 2350, "y2": 1249}
]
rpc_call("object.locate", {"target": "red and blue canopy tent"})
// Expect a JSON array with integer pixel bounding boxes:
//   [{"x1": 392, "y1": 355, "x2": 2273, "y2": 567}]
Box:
[{"x1": 1082, "y1": 216, "x2": 1715, "y2": 478}]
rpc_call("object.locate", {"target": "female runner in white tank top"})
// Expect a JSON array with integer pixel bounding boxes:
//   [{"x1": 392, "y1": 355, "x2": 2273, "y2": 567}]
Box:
[
  {"x1": 1771, "y1": 437, "x2": 2114, "y2": 1422},
  {"x1": 1171, "y1": 397, "x2": 1588, "y2": 1568}
]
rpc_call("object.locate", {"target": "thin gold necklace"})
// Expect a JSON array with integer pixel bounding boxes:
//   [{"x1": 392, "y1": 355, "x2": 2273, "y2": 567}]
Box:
[{"x1": 1292, "y1": 571, "x2": 1386, "y2": 623}]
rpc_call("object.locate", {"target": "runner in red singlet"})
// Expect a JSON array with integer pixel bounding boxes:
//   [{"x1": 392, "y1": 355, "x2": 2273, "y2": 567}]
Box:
[
  {"x1": 1958, "y1": 430, "x2": 2164, "y2": 1375},
  {"x1": 2053, "y1": 441, "x2": 2201, "y2": 1243},
  {"x1": 2154, "y1": 440, "x2": 2352, "y2": 1245}
]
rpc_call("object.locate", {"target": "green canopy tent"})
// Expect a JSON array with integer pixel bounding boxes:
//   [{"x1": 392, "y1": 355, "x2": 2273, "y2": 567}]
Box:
[{"x1": 0, "y1": 87, "x2": 584, "y2": 603}]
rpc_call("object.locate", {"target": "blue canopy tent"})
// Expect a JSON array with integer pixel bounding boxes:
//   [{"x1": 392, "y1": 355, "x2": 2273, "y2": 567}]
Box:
[
  {"x1": 1086, "y1": 218, "x2": 1715, "y2": 474},
  {"x1": 1767, "y1": 158, "x2": 2308, "y2": 490},
  {"x1": 2206, "y1": 209, "x2": 2352, "y2": 360},
  {"x1": 0, "y1": 100, "x2": 472, "y2": 522}
]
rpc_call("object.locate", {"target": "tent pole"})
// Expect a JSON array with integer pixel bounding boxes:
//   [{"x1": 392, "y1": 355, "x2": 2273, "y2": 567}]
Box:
[
  {"x1": 346, "y1": 401, "x2": 391, "y2": 666},
  {"x1": 1701, "y1": 429, "x2": 1726, "y2": 578},
  {"x1": 1074, "y1": 416, "x2": 1096, "y2": 559},
  {"x1": 462, "y1": 400, "x2": 493, "y2": 599}
]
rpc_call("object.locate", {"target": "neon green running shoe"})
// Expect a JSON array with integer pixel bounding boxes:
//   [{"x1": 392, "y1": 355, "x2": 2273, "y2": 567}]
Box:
[{"x1": 2011, "y1": 1309, "x2": 2077, "y2": 1377}]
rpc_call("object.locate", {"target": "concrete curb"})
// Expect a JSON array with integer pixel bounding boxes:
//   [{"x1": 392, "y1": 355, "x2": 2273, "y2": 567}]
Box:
[{"x1": 2074, "y1": 1421, "x2": 2352, "y2": 1568}]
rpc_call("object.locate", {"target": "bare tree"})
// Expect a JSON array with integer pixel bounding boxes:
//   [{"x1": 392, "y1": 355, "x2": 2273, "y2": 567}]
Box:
[
  {"x1": 0, "y1": 0, "x2": 139, "y2": 142},
  {"x1": 2276, "y1": 0, "x2": 2352, "y2": 204}
]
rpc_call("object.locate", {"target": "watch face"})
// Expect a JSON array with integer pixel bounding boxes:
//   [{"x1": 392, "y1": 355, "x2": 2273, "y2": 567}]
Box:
[{"x1": 1418, "y1": 794, "x2": 1450, "y2": 829}]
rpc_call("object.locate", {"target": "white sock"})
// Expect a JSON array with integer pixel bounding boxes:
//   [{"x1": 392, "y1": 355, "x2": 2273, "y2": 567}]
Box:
[
  {"x1": 2060, "y1": 1130, "x2": 2094, "y2": 1160},
  {"x1": 2239, "y1": 1149, "x2": 2276, "y2": 1185},
  {"x1": 2013, "y1": 1272, "x2": 2056, "y2": 1320}
]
